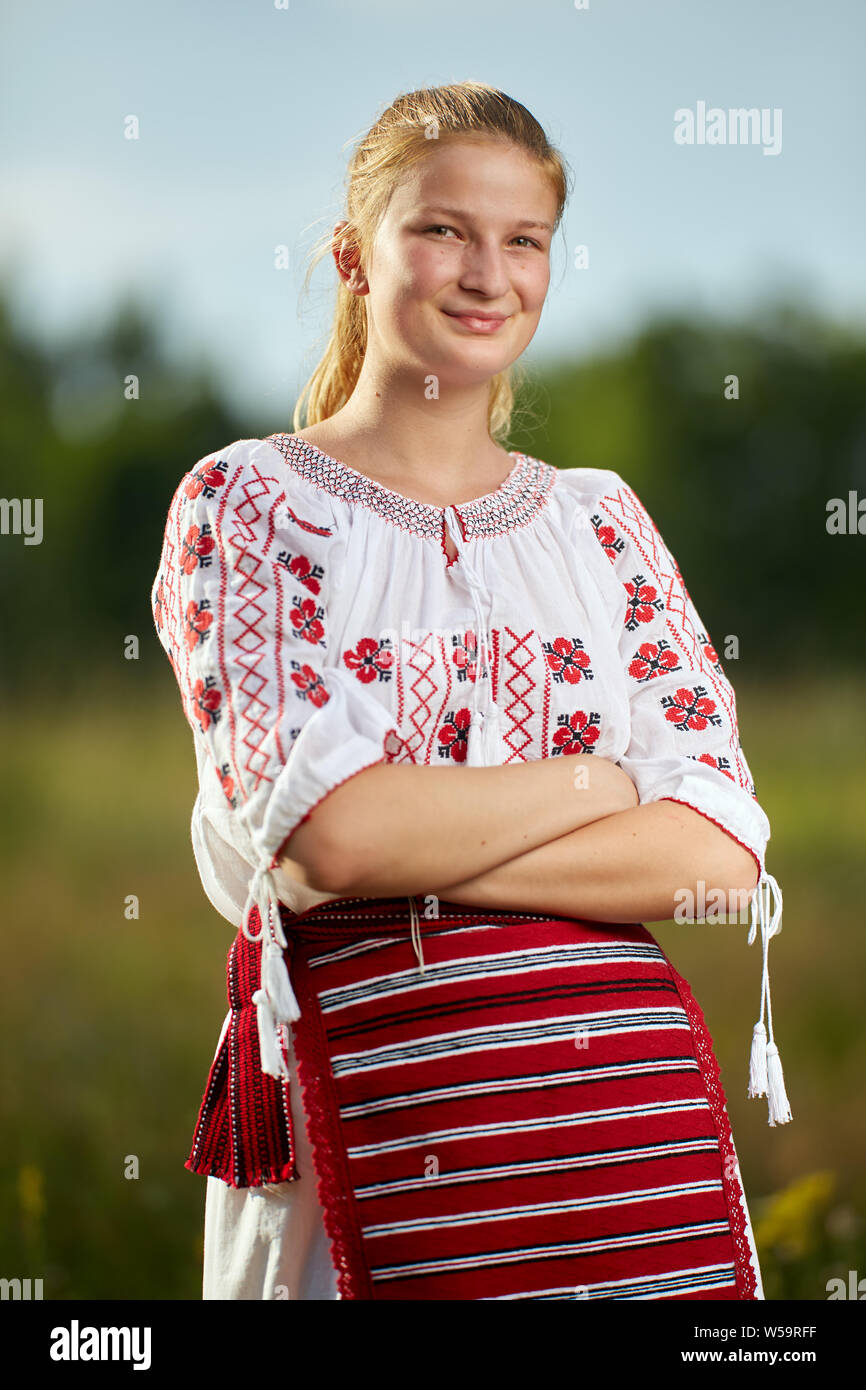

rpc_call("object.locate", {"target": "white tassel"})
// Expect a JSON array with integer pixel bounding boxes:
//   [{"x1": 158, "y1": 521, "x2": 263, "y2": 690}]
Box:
[
  {"x1": 242, "y1": 860, "x2": 299, "y2": 1081},
  {"x1": 466, "y1": 699, "x2": 503, "y2": 767},
  {"x1": 766, "y1": 1041, "x2": 793, "y2": 1127},
  {"x1": 748, "y1": 1020, "x2": 768, "y2": 1097},
  {"x1": 466, "y1": 707, "x2": 487, "y2": 766},
  {"x1": 480, "y1": 699, "x2": 503, "y2": 763},
  {"x1": 262, "y1": 935, "x2": 301, "y2": 1024},
  {"x1": 746, "y1": 870, "x2": 792, "y2": 1126},
  {"x1": 441, "y1": 505, "x2": 500, "y2": 772},
  {"x1": 252, "y1": 989, "x2": 289, "y2": 1080}
]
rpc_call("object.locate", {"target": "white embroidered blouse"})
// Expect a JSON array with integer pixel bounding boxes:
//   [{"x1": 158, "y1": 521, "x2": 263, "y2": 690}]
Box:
[{"x1": 151, "y1": 432, "x2": 789, "y2": 1127}]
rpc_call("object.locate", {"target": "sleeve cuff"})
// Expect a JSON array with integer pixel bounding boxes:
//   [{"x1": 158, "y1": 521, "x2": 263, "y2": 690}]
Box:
[
  {"x1": 617, "y1": 754, "x2": 770, "y2": 881},
  {"x1": 252, "y1": 666, "x2": 399, "y2": 870}
]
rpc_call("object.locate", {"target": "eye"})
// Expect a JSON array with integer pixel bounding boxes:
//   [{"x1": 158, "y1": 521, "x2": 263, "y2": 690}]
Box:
[{"x1": 424, "y1": 226, "x2": 543, "y2": 250}]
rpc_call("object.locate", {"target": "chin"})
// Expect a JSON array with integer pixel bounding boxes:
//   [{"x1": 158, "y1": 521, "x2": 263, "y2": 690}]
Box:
[{"x1": 428, "y1": 352, "x2": 513, "y2": 384}]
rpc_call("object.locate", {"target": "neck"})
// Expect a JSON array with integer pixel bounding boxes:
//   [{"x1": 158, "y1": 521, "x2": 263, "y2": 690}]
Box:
[{"x1": 310, "y1": 361, "x2": 511, "y2": 496}]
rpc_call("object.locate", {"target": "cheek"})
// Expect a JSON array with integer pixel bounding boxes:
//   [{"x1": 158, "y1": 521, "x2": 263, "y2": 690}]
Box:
[
  {"x1": 401, "y1": 245, "x2": 449, "y2": 297},
  {"x1": 520, "y1": 261, "x2": 551, "y2": 311},
  {"x1": 373, "y1": 241, "x2": 438, "y2": 298},
  {"x1": 374, "y1": 255, "x2": 448, "y2": 334}
]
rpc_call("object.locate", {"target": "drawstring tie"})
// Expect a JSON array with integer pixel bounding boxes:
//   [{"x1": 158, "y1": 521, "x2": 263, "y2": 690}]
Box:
[
  {"x1": 408, "y1": 894, "x2": 426, "y2": 972},
  {"x1": 746, "y1": 870, "x2": 792, "y2": 1126},
  {"x1": 443, "y1": 505, "x2": 502, "y2": 767},
  {"x1": 403, "y1": 504, "x2": 504, "y2": 978},
  {"x1": 241, "y1": 860, "x2": 301, "y2": 1081}
]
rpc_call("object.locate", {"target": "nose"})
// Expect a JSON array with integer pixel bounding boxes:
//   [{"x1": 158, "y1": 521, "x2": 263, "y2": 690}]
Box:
[{"x1": 456, "y1": 237, "x2": 512, "y2": 299}]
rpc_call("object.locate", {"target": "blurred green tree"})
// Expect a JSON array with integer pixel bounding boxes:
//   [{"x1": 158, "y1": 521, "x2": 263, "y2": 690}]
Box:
[{"x1": 1, "y1": 287, "x2": 864, "y2": 700}]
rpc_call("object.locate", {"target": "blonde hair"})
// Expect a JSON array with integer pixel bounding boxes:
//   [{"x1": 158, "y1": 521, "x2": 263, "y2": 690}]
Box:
[{"x1": 293, "y1": 81, "x2": 572, "y2": 446}]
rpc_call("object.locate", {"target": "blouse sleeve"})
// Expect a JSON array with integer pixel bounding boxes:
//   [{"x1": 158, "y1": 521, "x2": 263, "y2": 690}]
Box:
[
  {"x1": 585, "y1": 472, "x2": 792, "y2": 1126},
  {"x1": 150, "y1": 436, "x2": 399, "y2": 1080},
  {"x1": 586, "y1": 471, "x2": 770, "y2": 882}
]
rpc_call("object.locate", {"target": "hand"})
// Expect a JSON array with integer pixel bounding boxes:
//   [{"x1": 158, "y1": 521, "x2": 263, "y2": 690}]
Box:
[
  {"x1": 273, "y1": 852, "x2": 318, "y2": 889},
  {"x1": 559, "y1": 752, "x2": 639, "y2": 817}
]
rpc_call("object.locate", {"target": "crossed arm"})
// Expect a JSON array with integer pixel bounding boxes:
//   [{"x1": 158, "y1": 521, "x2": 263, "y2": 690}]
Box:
[{"x1": 278, "y1": 754, "x2": 759, "y2": 925}]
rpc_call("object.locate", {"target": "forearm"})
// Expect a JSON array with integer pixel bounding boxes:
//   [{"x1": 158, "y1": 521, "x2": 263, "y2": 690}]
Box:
[
  {"x1": 424, "y1": 799, "x2": 760, "y2": 924},
  {"x1": 281, "y1": 755, "x2": 637, "y2": 896}
]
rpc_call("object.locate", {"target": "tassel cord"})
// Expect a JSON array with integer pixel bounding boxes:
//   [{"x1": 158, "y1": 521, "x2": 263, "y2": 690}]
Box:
[
  {"x1": 241, "y1": 858, "x2": 300, "y2": 1081},
  {"x1": 746, "y1": 870, "x2": 792, "y2": 1125},
  {"x1": 408, "y1": 894, "x2": 426, "y2": 974}
]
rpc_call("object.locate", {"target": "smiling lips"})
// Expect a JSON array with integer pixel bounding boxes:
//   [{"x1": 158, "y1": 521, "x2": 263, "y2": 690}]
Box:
[{"x1": 443, "y1": 309, "x2": 509, "y2": 334}]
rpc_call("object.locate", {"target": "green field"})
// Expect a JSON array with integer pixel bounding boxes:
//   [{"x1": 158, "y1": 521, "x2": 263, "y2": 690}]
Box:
[{"x1": 2, "y1": 672, "x2": 863, "y2": 1300}]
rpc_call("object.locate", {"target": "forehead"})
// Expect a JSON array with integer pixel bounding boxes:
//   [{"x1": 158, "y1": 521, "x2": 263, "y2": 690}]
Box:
[{"x1": 387, "y1": 137, "x2": 558, "y2": 222}]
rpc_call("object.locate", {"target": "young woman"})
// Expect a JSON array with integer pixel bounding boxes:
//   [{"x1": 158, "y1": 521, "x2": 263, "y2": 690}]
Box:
[{"x1": 151, "y1": 81, "x2": 790, "y2": 1301}]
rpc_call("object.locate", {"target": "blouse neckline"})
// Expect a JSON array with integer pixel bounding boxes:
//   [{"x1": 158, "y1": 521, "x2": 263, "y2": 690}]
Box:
[{"x1": 265, "y1": 432, "x2": 558, "y2": 540}]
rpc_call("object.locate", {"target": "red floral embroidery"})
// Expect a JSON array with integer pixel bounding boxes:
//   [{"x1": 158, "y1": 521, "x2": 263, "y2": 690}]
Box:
[
  {"x1": 384, "y1": 729, "x2": 413, "y2": 763},
  {"x1": 191, "y1": 675, "x2": 222, "y2": 733},
  {"x1": 736, "y1": 741, "x2": 758, "y2": 798},
  {"x1": 452, "y1": 630, "x2": 479, "y2": 682},
  {"x1": 290, "y1": 595, "x2": 325, "y2": 646},
  {"x1": 278, "y1": 549, "x2": 324, "y2": 595},
  {"x1": 542, "y1": 637, "x2": 594, "y2": 684},
  {"x1": 181, "y1": 521, "x2": 215, "y2": 573},
  {"x1": 697, "y1": 630, "x2": 723, "y2": 671},
  {"x1": 551, "y1": 709, "x2": 601, "y2": 755},
  {"x1": 183, "y1": 458, "x2": 228, "y2": 500},
  {"x1": 290, "y1": 661, "x2": 330, "y2": 707},
  {"x1": 624, "y1": 574, "x2": 665, "y2": 631},
  {"x1": 590, "y1": 515, "x2": 625, "y2": 563},
  {"x1": 438, "y1": 707, "x2": 472, "y2": 762},
  {"x1": 628, "y1": 639, "x2": 682, "y2": 681},
  {"x1": 184, "y1": 597, "x2": 213, "y2": 651},
  {"x1": 153, "y1": 574, "x2": 165, "y2": 631},
  {"x1": 216, "y1": 762, "x2": 237, "y2": 807},
  {"x1": 689, "y1": 752, "x2": 734, "y2": 781},
  {"x1": 343, "y1": 637, "x2": 394, "y2": 683},
  {"x1": 661, "y1": 686, "x2": 724, "y2": 733}
]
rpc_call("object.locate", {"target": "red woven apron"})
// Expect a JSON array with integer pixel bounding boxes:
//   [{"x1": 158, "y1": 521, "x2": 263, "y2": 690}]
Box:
[{"x1": 186, "y1": 895, "x2": 760, "y2": 1301}]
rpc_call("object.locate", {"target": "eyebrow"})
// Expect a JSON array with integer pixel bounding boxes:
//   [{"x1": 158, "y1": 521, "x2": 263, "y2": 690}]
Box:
[{"x1": 419, "y1": 206, "x2": 554, "y2": 233}]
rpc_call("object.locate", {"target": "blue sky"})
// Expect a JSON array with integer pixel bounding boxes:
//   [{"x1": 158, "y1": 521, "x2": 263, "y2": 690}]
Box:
[{"x1": 2, "y1": 0, "x2": 863, "y2": 421}]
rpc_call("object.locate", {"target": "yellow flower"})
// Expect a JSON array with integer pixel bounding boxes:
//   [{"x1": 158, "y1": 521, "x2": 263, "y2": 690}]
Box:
[
  {"x1": 754, "y1": 1171, "x2": 835, "y2": 1260},
  {"x1": 18, "y1": 1164, "x2": 45, "y2": 1226}
]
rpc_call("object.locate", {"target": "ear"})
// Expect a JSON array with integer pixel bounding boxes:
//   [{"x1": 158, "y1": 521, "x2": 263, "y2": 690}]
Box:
[{"x1": 331, "y1": 220, "x2": 368, "y2": 295}]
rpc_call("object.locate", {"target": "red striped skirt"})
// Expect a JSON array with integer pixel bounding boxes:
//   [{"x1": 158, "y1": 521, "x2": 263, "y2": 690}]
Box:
[{"x1": 187, "y1": 895, "x2": 763, "y2": 1300}]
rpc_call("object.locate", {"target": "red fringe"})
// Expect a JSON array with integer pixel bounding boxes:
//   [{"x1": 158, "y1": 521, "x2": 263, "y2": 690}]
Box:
[
  {"x1": 290, "y1": 945, "x2": 374, "y2": 1300},
  {"x1": 665, "y1": 959, "x2": 759, "y2": 1298}
]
